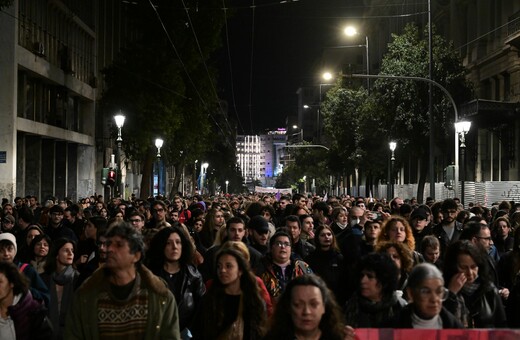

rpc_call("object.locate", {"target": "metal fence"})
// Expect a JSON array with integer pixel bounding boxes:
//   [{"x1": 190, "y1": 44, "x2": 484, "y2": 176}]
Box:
[{"x1": 356, "y1": 181, "x2": 520, "y2": 208}]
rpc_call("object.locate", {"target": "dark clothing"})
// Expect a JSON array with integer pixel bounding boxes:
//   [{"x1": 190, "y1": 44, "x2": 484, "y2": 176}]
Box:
[
  {"x1": 412, "y1": 226, "x2": 432, "y2": 252},
  {"x1": 344, "y1": 292, "x2": 407, "y2": 328},
  {"x1": 497, "y1": 250, "x2": 518, "y2": 290},
  {"x1": 396, "y1": 304, "x2": 463, "y2": 328},
  {"x1": 8, "y1": 291, "x2": 53, "y2": 340},
  {"x1": 493, "y1": 235, "x2": 514, "y2": 258},
  {"x1": 44, "y1": 223, "x2": 78, "y2": 243},
  {"x1": 64, "y1": 219, "x2": 87, "y2": 242},
  {"x1": 305, "y1": 248, "x2": 346, "y2": 304},
  {"x1": 154, "y1": 264, "x2": 205, "y2": 332},
  {"x1": 17, "y1": 261, "x2": 50, "y2": 306},
  {"x1": 292, "y1": 238, "x2": 315, "y2": 260},
  {"x1": 431, "y1": 221, "x2": 463, "y2": 259},
  {"x1": 443, "y1": 281, "x2": 507, "y2": 328}
]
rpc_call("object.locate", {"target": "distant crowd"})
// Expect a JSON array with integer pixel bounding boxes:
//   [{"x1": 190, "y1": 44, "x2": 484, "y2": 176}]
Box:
[{"x1": 0, "y1": 192, "x2": 519, "y2": 339}]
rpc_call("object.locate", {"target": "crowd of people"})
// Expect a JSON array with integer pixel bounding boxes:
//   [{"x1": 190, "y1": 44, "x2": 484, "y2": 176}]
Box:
[{"x1": 0, "y1": 192, "x2": 519, "y2": 339}]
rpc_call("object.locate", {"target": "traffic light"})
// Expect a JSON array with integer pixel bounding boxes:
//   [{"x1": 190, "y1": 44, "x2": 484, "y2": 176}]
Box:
[
  {"x1": 106, "y1": 168, "x2": 117, "y2": 187},
  {"x1": 444, "y1": 165, "x2": 455, "y2": 190}
]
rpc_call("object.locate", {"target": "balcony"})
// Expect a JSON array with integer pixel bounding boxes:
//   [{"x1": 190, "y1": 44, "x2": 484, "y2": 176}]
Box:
[{"x1": 505, "y1": 10, "x2": 520, "y2": 48}]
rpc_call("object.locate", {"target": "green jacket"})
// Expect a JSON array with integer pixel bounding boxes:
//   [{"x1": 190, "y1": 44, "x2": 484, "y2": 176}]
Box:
[{"x1": 64, "y1": 265, "x2": 180, "y2": 339}]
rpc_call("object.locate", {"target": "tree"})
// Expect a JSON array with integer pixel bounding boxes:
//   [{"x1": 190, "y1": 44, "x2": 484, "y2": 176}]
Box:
[
  {"x1": 321, "y1": 23, "x2": 473, "y2": 201},
  {"x1": 374, "y1": 23, "x2": 473, "y2": 201},
  {"x1": 99, "y1": 0, "x2": 229, "y2": 199}
]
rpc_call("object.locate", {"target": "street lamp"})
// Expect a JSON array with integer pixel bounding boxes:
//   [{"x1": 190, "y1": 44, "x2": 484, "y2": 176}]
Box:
[
  {"x1": 225, "y1": 180, "x2": 229, "y2": 194},
  {"x1": 344, "y1": 26, "x2": 370, "y2": 92},
  {"x1": 193, "y1": 160, "x2": 198, "y2": 194},
  {"x1": 201, "y1": 162, "x2": 209, "y2": 195},
  {"x1": 154, "y1": 138, "x2": 164, "y2": 196},
  {"x1": 389, "y1": 141, "x2": 397, "y2": 199},
  {"x1": 114, "y1": 113, "x2": 126, "y2": 198},
  {"x1": 455, "y1": 121, "x2": 471, "y2": 207}
]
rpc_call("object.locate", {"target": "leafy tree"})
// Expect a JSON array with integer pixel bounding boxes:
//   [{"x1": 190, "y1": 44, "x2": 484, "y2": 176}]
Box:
[
  {"x1": 322, "y1": 23, "x2": 472, "y2": 201},
  {"x1": 100, "y1": 0, "x2": 230, "y2": 198}
]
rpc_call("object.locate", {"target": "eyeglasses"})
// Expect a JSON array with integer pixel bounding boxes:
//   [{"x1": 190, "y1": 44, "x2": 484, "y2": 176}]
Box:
[
  {"x1": 416, "y1": 287, "x2": 449, "y2": 300},
  {"x1": 476, "y1": 236, "x2": 492, "y2": 241},
  {"x1": 129, "y1": 219, "x2": 143, "y2": 223},
  {"x1": 274, "y1": 241, "x2": 291, "y2": 248}
]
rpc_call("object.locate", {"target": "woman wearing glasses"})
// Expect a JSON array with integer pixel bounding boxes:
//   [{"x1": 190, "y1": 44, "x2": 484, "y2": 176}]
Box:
[
  {"x1": 443, "y1": 240, "x2": 507, "y2": 328},
  {"x1": 397, "y1": 263, "x2": 462, "y2": 328}
]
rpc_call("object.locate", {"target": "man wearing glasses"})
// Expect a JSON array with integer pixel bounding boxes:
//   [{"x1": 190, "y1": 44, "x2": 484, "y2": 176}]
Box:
[
  {"x1": 44, "y1": 205, "x2": 77, "y2": 242},
  {"x1": 146, "y1": 200, "x2": 171, "y2": 229},
  {"x1": 128, "y1": 211, "x2": 146, "y2": 233}
]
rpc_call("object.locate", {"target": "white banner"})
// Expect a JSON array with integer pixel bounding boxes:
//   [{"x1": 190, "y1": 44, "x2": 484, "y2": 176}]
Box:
[{"x1": 254, "y1": 186, "x2": 292, "y2": 195}]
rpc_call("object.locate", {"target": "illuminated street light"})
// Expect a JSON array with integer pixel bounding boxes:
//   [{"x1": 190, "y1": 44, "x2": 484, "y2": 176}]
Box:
[
  {"x1": 322, "y1": 72, "x2": 333, "y2": 81},
  {"x1": 389, "y1": 141, "x2": 397, "y2": 199},
  {"x1": 113, "y1": 112, "x2": 126, "y2": 198},
  {"x1": 155, "y1": 138, "x2": 164, "y2": 158},
  {"x1": 455, "y1": 121, "x2": 471, "y2": 207},
  {"x1": 344, "y1": 25, "x2": 370, "y2": 91},
  {"x1": 225, "y1": 180, "x2": 229, "y2": 194}
]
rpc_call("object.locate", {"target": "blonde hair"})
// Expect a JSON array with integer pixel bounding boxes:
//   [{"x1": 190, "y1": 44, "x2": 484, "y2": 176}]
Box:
[{"x1": 220, "y1": 241, "x2": 251, "y2": 262}]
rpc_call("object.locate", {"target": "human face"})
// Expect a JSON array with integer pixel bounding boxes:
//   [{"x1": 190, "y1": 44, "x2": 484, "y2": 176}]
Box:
[
  {"x1": 424, "y1": 246, "x2": 440, "y2": 264},
  {"x1": 98, "y1": 236, "x2": 108, "y2": 261},
  {"x1": 388, "y1": 221, "x2": 407, "y2": 243},
  {"x1": 301, "y1": 217, "x2": 314, "y2": 234},
  {"x1": 497, "y1": 221, "x2": 510, "y2": 239},
  {"x1": 271, "y1": 236, "x2": 292, "y2": 264},
  {"x1": 129, "y1": 216, "x2": 145, "y2": 232},
  {"x1": 3, "y1": 205, "x2": 13, "y2": 216},
  {"x1": 193, "y1": 220, "x2": 203, "y2": 233},
  {"x1": 153, "y1": 205, "x2": 167, "y2": 222},
  {"x1": 261, "y1": 210, "x2": 272, "y2": 221},
  {"x1": 105, "y1": 235, "x2": 141, "y2": 271},
  {"x1": 174, "y1": 199, "x2": 183, "y2": 211},
  {"x1": 57, "y1": 243, "x2": 74, "y2": 267},
  {"x1": 364, "y1": 223, "x2": 381, "y2": 241},
  {"x1": 217, "y1": 254, "x2": 242, "y2": 287},
  {"x1": 100, "y1": 208, "x2": 108, "y2": 218},
  {"x1": 63, "y1": 211, "x2": 74, "y2": 223},
  {"x1": 0, "y1": 244, "x2": 16, "y2": 263},
  {"x1": 213, "y1": 211, "x2": 225, "y2": 228},
  {"x1": 251, "y1": 229, "x2": 269, "y2": 246},
  {"x1": 228, "y1": 223, "x2": 246, "y2": 242},
  {"x1": 115, "y1": 212, "x2": 124, "y2": 221},
  {"x1": 335, "y1": 211, "x2": 348, "y2": 225},
  {"x1": 164, "y1": 232, "x2": 182, "y2": 263},
  {"x1": 386, "y1": 247, "x2": 402, "y2": 270},
  {"x1": 442, "y1": 208, "x2": 458, "y2": 223},
  {"x1": 96, "y1": 202, "x2": 104, "y2": 211},
  {"x1": 34, "y1": 239, "x2": 49, "y2": 258},
  {"x1": 410, "y1": 278, "x2": 445, "y2": 319},
  {"x1": 26, "y1": 229, "x2": 41, "y2": 246},
  {"x1": 475, "y1": 227, "x2": 492, "y2": 252},
  {"x1": 360, "y1": 270, "x2": 382, "y2": 302},
  {"x1": 457, "y1": 254, "x2": 479, "y2": 285},
  {"x1": 291, "y1": 285, "x2": 325, "y2": 336},
  {"x1": 287, "y1": 221, "x2": 301, "y2": 242},
  {"x1": 170, "y1": 211, "x2": 179, "y2": 222},
  {"x1": 85, "y1": 221, "x2": 97, "y2": 239},
  {"x1": 2, "y1": 219, "x2": 14, "y2": 231},
  {"x1": 50, "y1": 211, "x2": 64, "y2": 225},
  {"x1": 412, "y1": 218, "x2": 428, "y2": 232},
  {"x1": 318, "y1": 228, "x2": 333, "y2": 250},
  {"x1": 29, "y1": 197, "x2": 37, "y2": 207},
  {"x1": 279, "y1": 199, "x2": 289, "y2": 210},
  {"x1": 0, "y1": 272, "x2": 14, "y2": 304},
  {"x1": 298, "y1": 197, "x2": 307, "y2": 209}
]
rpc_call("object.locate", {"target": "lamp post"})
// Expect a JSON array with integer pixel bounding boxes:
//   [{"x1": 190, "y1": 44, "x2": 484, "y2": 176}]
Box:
[
  {"x1": 343, "y1": 26, "x2": 370, "y2": 92},
  {"x1": 225, "y1": 180, "x2": 229, "y2": 194},
  {"x1": 114, "y1": 113, "x2": 125, "y2": 198},
  {"x1": 389, "y1": 141, "x2": 397, "y2": 199},
  {"x1": 455, "y1": 121, "x2": 471, "y2": 207},
  {"x1": 154, "y1": 138, "x2": 164, "y2": 196},
  {"x1": 201, "y1": 162, "x2": 209, "y2": 195}
]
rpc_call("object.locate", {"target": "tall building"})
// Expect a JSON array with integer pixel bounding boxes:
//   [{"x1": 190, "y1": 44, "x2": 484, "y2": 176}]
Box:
[
  {"x1": 0, "y1": 1, "x2": 97, "y2": 202},
  {"x1": 236, "y1": 130, "x2": 287, "y2": 188}
]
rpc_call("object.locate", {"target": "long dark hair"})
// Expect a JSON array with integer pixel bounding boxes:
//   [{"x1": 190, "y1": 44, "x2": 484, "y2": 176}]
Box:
[
  {"x1": 43, "y1": 238, "x2": 75, "y2": 274},
  {"x1": 145, "y1": 226, "x2": 194, "y2": 274},
  {"x1": 265, "y1": 274, "x2": 345, "y2": 340},
  {"x1": 201, "y1": 248, "x2": 266, "y2": 338},
  {"x1": 443, "y1": 240, "x2": 491, "y2": 289}
]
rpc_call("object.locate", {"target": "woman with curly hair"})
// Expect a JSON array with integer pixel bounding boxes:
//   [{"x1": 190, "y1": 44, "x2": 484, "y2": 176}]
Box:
[
  {"x1": 191, "y1": 248, "x2": 266, "y2": 339},
  {"x1": 146, "y1": 226, "x2": 205, "y2": 338},
  {"x1": 443, "y1": 240, "x2": 506, "y2": 328},
  {"x1": 344, "y1": 252, "x2": 407, "y2": 328},
  {"x1": 376, "y1": 241, "x2": 414, "y2": 292},
  {"x1": 264, "y1": 274, "x2": 348, "y2": 340},
  {"x1": 377, "y1": 215, "x2": 423, "y2": 265}
]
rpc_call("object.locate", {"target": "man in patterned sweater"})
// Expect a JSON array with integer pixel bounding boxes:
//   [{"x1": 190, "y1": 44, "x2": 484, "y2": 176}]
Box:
[{"x1": 65, "y1": 222, "x2": 180, "y2": 339}]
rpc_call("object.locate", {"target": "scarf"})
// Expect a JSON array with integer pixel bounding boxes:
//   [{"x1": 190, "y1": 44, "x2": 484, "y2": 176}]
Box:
[{"x1": 49, "y1": 266, "x2": 77, "y2": 337}]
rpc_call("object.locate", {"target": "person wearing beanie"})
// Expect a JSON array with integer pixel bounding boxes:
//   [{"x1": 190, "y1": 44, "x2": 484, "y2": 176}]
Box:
[
  {"x1": 0, "y1": 233, "x2": 49, "y2": 306},
  {"x1": 409, "y1": 207, "x2": 432, "y2": 251}
]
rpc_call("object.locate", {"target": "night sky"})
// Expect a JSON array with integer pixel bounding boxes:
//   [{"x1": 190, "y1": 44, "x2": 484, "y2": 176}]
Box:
[{"x1": 217, "y1": 0, "x2": 365, "y2": 135}]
